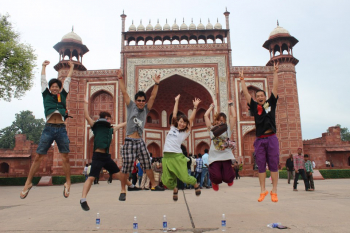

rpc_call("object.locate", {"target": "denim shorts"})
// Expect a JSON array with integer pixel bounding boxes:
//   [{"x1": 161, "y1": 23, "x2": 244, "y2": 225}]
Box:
[{"x1": 36, "y1": 123, "x2": 70, "y2": 154}]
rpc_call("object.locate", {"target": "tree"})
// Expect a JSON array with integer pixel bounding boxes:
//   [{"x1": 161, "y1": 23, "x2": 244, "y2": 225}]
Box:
[
  {"x1": 336, "y1": 124, "x2": 350, "y2": 141},
  {"x1": 0, "y1": 110, "x2": 45, "y2": 149},
  {"x1": 0, "y1": 13, "x2": 37, "y2": 101}
]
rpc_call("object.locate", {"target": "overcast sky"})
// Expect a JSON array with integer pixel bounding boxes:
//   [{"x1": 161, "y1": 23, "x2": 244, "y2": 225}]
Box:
[{"x1": 1, "y1": 0, "x2": 349, "y2": 140}]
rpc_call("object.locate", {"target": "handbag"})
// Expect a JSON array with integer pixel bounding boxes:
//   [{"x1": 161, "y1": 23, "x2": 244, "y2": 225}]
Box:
[{"x1": 210, "y1": 123, "x2": 228, "y2": 137}]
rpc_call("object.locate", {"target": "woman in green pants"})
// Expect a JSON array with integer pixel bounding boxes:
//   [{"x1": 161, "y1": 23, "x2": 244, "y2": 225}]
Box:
[{"x1": 161, "y1": 94, "x2": 201, "y2": 201}]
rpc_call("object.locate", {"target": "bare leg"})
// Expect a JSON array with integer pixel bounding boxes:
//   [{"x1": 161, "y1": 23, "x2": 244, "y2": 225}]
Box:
[
  {"x1": 21, "y1": 154, "x2": 45, "y2": 196},
  {"x1": 114, "y1": 172, "x2": 132, "y2": 186},
  {"x1": 258, "y1": 172, "x2": 266, "y2": 193},
  {"x1": 145, "y1": 169, "x2": 157, "y2": 188},
  {"x1": 61, "y1": 153, "x2": 71, "y2": 191},
  {"x1": 120, "y1": 172, "x2": 129, "y2": 193},
  {"x1": 81, "y1": 177, "x2": 95, "y2": 198},
  {"x1": 270, "y1": 171, "x2": 278, "y2": 193}
]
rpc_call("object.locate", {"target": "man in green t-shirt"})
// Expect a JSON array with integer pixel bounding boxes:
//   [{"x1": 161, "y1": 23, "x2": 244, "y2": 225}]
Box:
[
  {"x1": 20, "y1": 60, "x2": 74, "y2": 199},
  {"x1": 80, "y1": 95, "x2": 140, "y2": 211}
]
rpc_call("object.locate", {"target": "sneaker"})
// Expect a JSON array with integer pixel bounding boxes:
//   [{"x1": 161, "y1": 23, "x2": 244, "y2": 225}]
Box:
[
  {"x1": 151, "y1": 185, "x2": 165, "y2": 191},
  {"x1": 119, "y1": 193, "x2": 126, "y2": 201},
  {"x1": 80, "y1": 201, "x2": 90, "y2": 211},
  {"x1": 212, "y1": 183, "x2": 219, "y2": 191},
  {"x1": 128, "y1": 186, "x2": 141, "y2": 191}
]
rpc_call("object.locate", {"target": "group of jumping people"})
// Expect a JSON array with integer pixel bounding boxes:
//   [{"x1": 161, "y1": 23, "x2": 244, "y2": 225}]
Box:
[{"x1": 20, "y1": 60, "x2": 281, "y2": 211}]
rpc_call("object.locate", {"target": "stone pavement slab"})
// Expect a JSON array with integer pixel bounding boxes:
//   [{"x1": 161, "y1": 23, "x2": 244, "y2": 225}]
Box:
[{"x1": 1, "y1": 177, "x2": 350, "y2": 232}]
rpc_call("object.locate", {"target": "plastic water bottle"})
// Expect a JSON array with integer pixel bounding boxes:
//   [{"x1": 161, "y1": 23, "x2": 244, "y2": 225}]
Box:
[
  {"x1": 133, "y1": 216, "x2": 138, "y2": 233},
  {"x1": 267, "y1": 222, "x2": 281, "y2": 228},
  {"x1": 221, "y1": 214, "x2": 226, "y2": 231},
  {"x1": 96, "y1": 213, "x2": 100, "y2": 229},
  {"x1": 163, "y1": 215, "x2": 168, "y2": 232}
]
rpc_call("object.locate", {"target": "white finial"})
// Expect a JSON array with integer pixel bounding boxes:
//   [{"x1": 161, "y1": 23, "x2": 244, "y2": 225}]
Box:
[
  {"x1": 132, "y1": 20, "x2": 134, "y2": 24},
  {"x1": 200, "y1": 18, "x2": 202, "y2": 23},
  {"x1": 191, "y1": 18, "x2": 193, "y2": 23},
  {"x1": 208, "y1": 18, "x2": 210, "y2": 23},
  {"x1": 157, "y1": 19, "x2": 159, "y2": 23},
  {"x1": 166, "y1": 19, "x2": 168, "y2": 23},
  {"x1": 217, "y1": 18, "x2": 219, "y2": 22},
  {"x1": 72, "y1": 26, "x2": 74, "y2": 32},
  {"x1": 183, "y1": 17, "x2": 184, "y2": 23},
  {"x1": 277, "y1": 20, "x2": 279, "y2": 26}
]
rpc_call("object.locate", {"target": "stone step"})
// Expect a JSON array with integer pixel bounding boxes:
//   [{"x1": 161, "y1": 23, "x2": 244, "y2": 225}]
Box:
[{"x1": 37, "y1": 176, "x2": 53, "y2": 186}]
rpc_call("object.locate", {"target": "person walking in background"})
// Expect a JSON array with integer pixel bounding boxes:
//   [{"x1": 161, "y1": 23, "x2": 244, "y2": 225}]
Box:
[
  {"x1": 131, "y1": 160, "x2": 138, "y2": 186},
  {"x1": 304, "y1": 154, "x2": 314, "y2": 191},
  {"x1": 195, "y1": 154, "x2": 203, "y2": 187},
  {"x1": 201, "y1": 149, "x2": 212, "y2": 188},
  {"x1": 312, "y1": 160, "x2": 316, "y2": 169},
  {"x1": 293, "y1": 148, "x2": 310, "y2": 191},
  {"x1": 83, "y1": 164, "x2": 89, "y2": 181},
  {"x1": 136, "y1": 161, "x2": 143, "y2": 188},
  {"x1": 286, "y1": 154, "x2": 294, "y2": 184},
  {"x1": 233, "y1": 161, "x2": 240, "y2": 180}
]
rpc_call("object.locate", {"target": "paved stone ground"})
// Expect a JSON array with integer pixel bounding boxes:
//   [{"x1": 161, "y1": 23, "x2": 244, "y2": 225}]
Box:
[{"x1": 1, "y1": 177, "x2": 350, "y2": 232}]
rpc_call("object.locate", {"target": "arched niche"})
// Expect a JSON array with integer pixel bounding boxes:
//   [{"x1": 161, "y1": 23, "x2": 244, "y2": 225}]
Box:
[
  {"x1": 147, "y1": 142, "x2": 161, "y2": 158},
  {"x1": 90, "y1": 91, "x2": 114, "y2": 122},
  {"x1": 0, "y1": 162, "x2": 9, "y2": 173}
]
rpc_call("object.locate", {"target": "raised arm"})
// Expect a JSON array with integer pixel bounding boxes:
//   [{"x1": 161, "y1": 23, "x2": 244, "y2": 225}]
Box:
[
  {"x1": 228, "y1": 100, "x2": 236, "y2": 131},
  {"x1": 147, "y1": 74, "x2": 161, "y2": 110},
  {"x1": 84, "y1": 94, "x2": 95, "y2": 127},
  {"x1": 239, "y1": 70, "x2": 252, "y2": 105},
  {"x1": 113, "y1": 122, "x2": 127, "y2": 133},
  {"x1": 172, "y1": 94, "x2": 180, "y2": 125},
  {"x1": 272, "y1": 62, "x2": 279, "y2": 97},
  {"x1": 204, "y1": 104, "x2": 215, "y2": 129},
  {"x1": 117, "y1": 69, "x2": 131, "y2": 106},
  {"x1": 188, "y1": 97, "x2": 201, "y2": 130},
  {"x1": 41, "y1": 60, "x2": 50, "y2": 93},
  {"x1": 63, "y1": 61, "x2": 74, "y2": 92}
]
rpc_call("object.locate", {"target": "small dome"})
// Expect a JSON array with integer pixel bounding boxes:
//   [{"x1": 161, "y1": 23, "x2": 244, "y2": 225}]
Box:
[
  {"x1": 62, "y1": 31, "x2": 82, "y2": 44},
  {"x1": 172, "y1": 19, "x2": 179, "y2": 30},
  {"x1": 269, "y1": 23, "x2": 290, "y2": 38},
  {"x1": 214, "y1": 19, "x2": 222, "y2": 29},
  {"x1": 146, "y1": 20, "x2": 153, "y2": 31},
  {"x1": 129, "y1": 20, "x2": 136, "y2": 31},
  {"x1": 154, "y1": 19, "x2": 162, "y2": 31},
  {"x1": 197, "y1": 19, "x2": 205, "y2": 30},
  {"x1": 206, "y1": 19, "x2": 213, "y2": 29},
  {"x1": 163, "y1": 19, "x2": 170, "y2": 31},
  {"x1": 189, "y1": 19, "x2": 196, "y2": 30},
  {"x1": 180, "y1": 18, "x2": 188, "y2": 30},
  {"x1": 137, "y1": 20, "x2": 145, "y2": 31}
]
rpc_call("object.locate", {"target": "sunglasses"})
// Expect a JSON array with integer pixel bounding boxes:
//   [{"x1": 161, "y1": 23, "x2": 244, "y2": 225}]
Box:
[{"x1": 137, "y1": 100, "x2": 146, "y2": 102}]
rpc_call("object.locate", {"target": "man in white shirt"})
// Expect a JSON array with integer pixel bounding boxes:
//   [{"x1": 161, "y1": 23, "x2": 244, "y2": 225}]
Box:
[{"x1": 201, "y1": 149, "x2": 212, "y2": 188}]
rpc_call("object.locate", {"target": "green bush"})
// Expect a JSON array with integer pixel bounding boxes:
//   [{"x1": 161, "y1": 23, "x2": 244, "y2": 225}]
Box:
[
  {"x1": 0, "y1": 177, "x2": 41, "y2": 186},
  {"x1": 282, "y1": 167, "x2": 287, "y2": 170},
  {"x1": 0, "y1": 175, "x2": 85, "y2": 186},
  {"x1": 319, "y1": 169, "x2": 350, "y2": 179}
]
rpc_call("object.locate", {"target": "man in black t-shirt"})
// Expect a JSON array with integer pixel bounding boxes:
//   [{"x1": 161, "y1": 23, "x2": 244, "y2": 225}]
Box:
[{"x1": 240, "y1": 62, "x2": 280, "y2": 203}]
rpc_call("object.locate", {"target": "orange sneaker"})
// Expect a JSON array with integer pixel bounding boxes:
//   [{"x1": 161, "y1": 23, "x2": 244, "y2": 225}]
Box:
[
  {"x1": 270, "y1": 191, "x2": 278, "y2": 202},
  {"x1": 258, "y1": 191, "x2": 268, "y2": 202}
]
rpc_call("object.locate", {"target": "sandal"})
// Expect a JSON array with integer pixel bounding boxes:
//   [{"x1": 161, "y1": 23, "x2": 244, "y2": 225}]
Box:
[
  {"x1": 258, "y1": 191, "x2": 268, "y2": 202},
  {"x1": 173, "y1": 188, "x2": 178, "y2": 201},
  {"x1": 194, "y1": 185, "x2": 201, "y2": 196},
  {"x1": 63, "y1": 183, "x2": 70, "y2": 198},
  {"x1": 270, "y1": 191, "x2": 278, "y2": 202},
  {"x1": 20, "y1": 183, "x2": 33, "y2": 199}
]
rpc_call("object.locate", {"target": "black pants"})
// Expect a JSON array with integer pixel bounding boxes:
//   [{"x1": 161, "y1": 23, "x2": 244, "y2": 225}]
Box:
[
  {"x1": 235, "y1": 169, "x2": 240, "y2": 179},
  {"x1": 132, "y1": 173, "x2": 138, "y2": 185},
  {"x1": 293, "y1": 169, "x2": 309, "y2": 190}
]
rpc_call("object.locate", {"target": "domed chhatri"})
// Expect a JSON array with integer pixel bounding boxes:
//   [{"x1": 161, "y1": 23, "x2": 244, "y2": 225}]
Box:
[
  {"x1": 189, "y1": 18, "x2": 196, "y2": 30},
  {"x1": 154, "y1": 19, "x2": 162, "y2": 31},
  {"x1": 172, "y1": 19, "x2": 179, "y2": 30},
  {"x1": 61, "y1": 30, "x2": 82, "y2": 44},
  {"x1": 269, "y1": 21, "x2": 290, "y2": 38},
  {"x1": 180, "y1": 18, "x2": 188, "y2": 30},
  {"x1": 146, "y1": 20, "x2": 153, "y2": 31},
  {"x1": 206, "y1": 19, "x2": 213, "y2": 29},
  {"x1": 214, "y1": 18, "x2": 222, "y2": 29},
  {"x1": 163, "y1": 19, "x2": 171, "y2": 31},
  {"x1": 197, "y1": 19, "x2": 205, "y2": 30},
  {"x1": 137, "y1": 20, "x2": 145, "y2": 31},
  {"x1": 129, "y1": 20, "x2": 136, "y2": 31}
]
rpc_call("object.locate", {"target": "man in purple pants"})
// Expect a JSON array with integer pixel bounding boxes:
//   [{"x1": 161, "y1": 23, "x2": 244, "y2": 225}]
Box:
[{"x1": 240, "y1": 62, "x2": 280, "y2": 203}]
